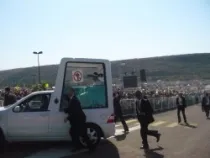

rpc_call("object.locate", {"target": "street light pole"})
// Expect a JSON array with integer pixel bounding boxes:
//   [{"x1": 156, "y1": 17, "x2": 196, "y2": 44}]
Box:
[{"x1": 33, "y1": 51, "x2": 43, "y2": 84}]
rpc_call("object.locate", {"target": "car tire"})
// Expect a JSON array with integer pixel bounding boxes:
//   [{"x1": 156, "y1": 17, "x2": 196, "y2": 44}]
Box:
[{"x1": 79, "y1": 123, "x2": 101, "y2": 148}]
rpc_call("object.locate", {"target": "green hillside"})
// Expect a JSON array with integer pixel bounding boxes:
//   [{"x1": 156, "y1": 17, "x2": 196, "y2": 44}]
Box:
[{"x1": 0, "y1": 53, "x2": 210, "y2": 87}]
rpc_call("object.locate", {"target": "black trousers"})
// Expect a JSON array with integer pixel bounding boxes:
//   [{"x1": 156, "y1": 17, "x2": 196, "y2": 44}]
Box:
[
  {"x1": 140, "y1": 121, "x2": 158, "y2": 147},
  {"x1": 177, "y1": 106, "x2": 187, "y2": 123},
  {"x1": 115, "y1": 112, "x2": 129, "y2": 131},
  {"x1": 70, "y1": 123, "x2": 93, "y2": 150},
  {"x1": 203, "y1": 106, "x2": 210, "y2": 117}
]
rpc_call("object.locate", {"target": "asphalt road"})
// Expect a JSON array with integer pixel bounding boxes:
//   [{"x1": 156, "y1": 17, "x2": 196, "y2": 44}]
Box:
[{"x1": 2, "y1": 104, "x2": 210, "y2": 158}]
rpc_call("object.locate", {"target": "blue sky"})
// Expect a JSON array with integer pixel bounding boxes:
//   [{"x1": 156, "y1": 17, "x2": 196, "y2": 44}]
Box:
[{"x1": 0, "y1": 0, "x2": 210, "y2": 70}]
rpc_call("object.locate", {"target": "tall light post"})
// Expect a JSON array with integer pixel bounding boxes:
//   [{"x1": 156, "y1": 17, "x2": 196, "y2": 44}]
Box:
[
  {"x1": 33, "y1": 51, "x2": 43, "y2": 84},
  {"x1": 119, "y1": 63, "x2": 126, "y2": 88},
  {"x1": 120, "y1": 63, "x2": 126, "y2": 78}
]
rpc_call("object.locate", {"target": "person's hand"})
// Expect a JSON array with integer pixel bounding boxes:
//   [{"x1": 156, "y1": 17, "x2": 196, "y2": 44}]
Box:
[{"x1": 64, "y1": 117, "x2": 68, "y2": 123}]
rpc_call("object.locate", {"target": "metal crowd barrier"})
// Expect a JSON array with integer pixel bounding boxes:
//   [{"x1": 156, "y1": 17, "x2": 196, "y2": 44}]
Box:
[
  {"x1": 0, "y1": 95, "x2": 202, "y2": 112},
  {"x1": 120, "y1": 95, "x2": 201, "y2": 117},
  {"x1": 0, "y1": 100, "x2": 3, "y2": 107}
]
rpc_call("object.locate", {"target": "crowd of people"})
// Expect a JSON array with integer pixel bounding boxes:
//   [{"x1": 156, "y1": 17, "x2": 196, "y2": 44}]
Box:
[
  {"x1": 113, "y1": 88, "x2": 202, "y2": 99},
  {"x1": 0, "y1": 87, "x2": 31, "y2": 100},
  {"x1": 0, "y1": 83, "x2": 51, "y2": 101}
]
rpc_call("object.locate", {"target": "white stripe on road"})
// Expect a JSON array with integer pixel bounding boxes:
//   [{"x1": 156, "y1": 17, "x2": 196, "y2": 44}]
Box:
[
  {"x1": 115, "y1": 119, "x2": 138, "y2": 127},
  {"x1": 150, "y1": 121, "x2": 166, "y2": 126},
  {"x1": 166, "y1": 122, "x2": 178, "y2": 128},
  {"x1": 109, "y1": 124, "x2": 141, "y2": 139}
]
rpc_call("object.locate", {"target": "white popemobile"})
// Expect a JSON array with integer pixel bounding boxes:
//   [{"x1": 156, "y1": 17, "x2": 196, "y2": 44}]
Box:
[{"x1": 0, "y1": 58, "x2": 115, "y2": 149}]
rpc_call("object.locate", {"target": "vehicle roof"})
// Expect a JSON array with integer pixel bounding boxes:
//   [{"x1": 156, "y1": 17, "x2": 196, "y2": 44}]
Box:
[{"x1": 61, "y1": 57, "x2": 110, "y2": 63}]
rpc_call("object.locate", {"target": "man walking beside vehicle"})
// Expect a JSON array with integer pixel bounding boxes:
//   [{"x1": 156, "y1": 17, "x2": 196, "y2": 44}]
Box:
[
  {"x1": 113, "y1": 92, "x2": 129, "y2": 133},
  {"x1": 135, "y1": 90, "x2": 161, "y2": 150},
  {"x1": 64, "y1": 87, "x2": 95, "y2": 153}
]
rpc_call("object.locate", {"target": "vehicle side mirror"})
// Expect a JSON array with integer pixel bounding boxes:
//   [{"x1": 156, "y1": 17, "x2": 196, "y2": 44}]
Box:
[{"x1": 13, "y1": 106, "x2": 21, "y2": 112}]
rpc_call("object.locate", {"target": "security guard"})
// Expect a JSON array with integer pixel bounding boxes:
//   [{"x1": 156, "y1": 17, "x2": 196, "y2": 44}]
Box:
[
  {"x1": 64, "y1": 87, "x2": 94, "y2": 153},
  {"x1": 202, "y1": 93, "x2": 210, "y2": 119},
  {"x1": 176, "y1": 93, "x2": 187, "y2": 124},
  {"x1": 113, "y1": 92, "x2": 129, "y2": 133},
  {"x1": 135, "y1": 90, "x2": 161, "y2": 149}
]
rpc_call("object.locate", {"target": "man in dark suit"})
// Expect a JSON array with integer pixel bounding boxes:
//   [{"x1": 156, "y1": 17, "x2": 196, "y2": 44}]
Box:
[
  {"x1": 176, "y1": 93, "x2": 187, "y2": 124},
  {"x1": 202, "y1": 93, "x2": 210, "y2": 119},
  {"x1": 113, "y1": 92, "x2": 129, "y2": 133},
  {"x1": 4, "y1": 87, "x2": 16, "y2": 106},
  {"x1": 135, "y1": 90, "x2": 161, "y2": 149},
  {"x1": 64, "y1": 87, "x2": 94, "y2": 152}
]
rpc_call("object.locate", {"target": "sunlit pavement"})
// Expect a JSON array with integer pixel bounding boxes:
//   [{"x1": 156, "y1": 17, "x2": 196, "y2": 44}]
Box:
[{"x1": 2, "y1": 104, "x2": 210, "y2": 158}]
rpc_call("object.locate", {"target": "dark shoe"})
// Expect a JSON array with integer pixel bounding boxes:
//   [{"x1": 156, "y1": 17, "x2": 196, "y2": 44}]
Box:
[
  {"x1": 140, "y1": 145, "x2": 149, "y2": 150},
  {"x1": 156, "y1": 133, "x2": 161, "y2": 142}
]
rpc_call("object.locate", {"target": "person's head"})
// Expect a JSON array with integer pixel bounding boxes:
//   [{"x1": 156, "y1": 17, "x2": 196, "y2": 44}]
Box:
[
  {"x1": 113, "y1": 92, "x2": 120, "y2": 98},
  {"x1": 5, "y1": 87, "x2": 10, "y2": 94},
  {"x1": 206, "y1": 93, "x2": 209, "y2": 97},
  {"x1": 68, "y1": 87, "x2": 75, "y2": 98},
  {"x1": 135, "y1": 90, "x2": 142, "y2": 99},
  {"x1": 179, "y1": 93, "x2": 183, "y2": 97}
]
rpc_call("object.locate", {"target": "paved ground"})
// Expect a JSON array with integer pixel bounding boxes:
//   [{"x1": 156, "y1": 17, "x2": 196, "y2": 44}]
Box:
[{"x1": 1, "y1": 104, "x2": 210, "y2": 158}]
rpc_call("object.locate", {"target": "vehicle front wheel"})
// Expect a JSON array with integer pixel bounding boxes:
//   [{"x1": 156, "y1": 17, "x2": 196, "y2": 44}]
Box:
[{"x1": 79, "y1": 123, "x2": 101, "y2": 148}]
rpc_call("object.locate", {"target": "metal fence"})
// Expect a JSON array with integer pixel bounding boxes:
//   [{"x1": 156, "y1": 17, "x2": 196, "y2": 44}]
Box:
[
  {"x1": 120, "y1": 95, "x2": 201, "y2": 117},
  {"x1": 0, "y1": 100, "x2": 3, "y2": 107}
]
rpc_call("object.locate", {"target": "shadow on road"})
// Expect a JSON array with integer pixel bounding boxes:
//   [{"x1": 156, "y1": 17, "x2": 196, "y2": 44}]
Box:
[
  {"x1": 180, "y1": 123, "x2": 197, "y2": 128},
  {"x1": 67, "y1": 140, "x2": 120, "y2": 158},
  {"x1": 144, "y1": 146, "x2": 164, "y2": 158},
  {"x1": 115, "y1": 133, "x2": 127, "y2": 141},
  {"x1": 0, "y1": 141, "x2": 71, "y2": 158},
  {"x1": 1, "y1": 141, "x2": 120, "y2": 158}
]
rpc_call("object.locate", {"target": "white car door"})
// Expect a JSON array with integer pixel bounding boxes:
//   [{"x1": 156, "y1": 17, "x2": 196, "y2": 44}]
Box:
[{"x1": 7, "y1": 94, "x2": 50, "y2": 139}]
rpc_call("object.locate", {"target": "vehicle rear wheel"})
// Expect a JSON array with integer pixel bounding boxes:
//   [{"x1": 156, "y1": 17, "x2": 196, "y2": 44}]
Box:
[{"x1": 79, "y1": 123, "x2": 101, "y2": 148}]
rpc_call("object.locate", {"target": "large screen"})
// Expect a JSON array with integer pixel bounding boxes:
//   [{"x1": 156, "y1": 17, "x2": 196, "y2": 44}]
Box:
[{"x1": 123, "y1": 76, "x2": 138, "y2": 88}]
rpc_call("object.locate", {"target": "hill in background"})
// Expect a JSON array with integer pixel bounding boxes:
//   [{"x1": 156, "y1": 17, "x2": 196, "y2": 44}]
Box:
[{"x1": 0, "y1": 53, "x2": 210, "y2": 87}]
